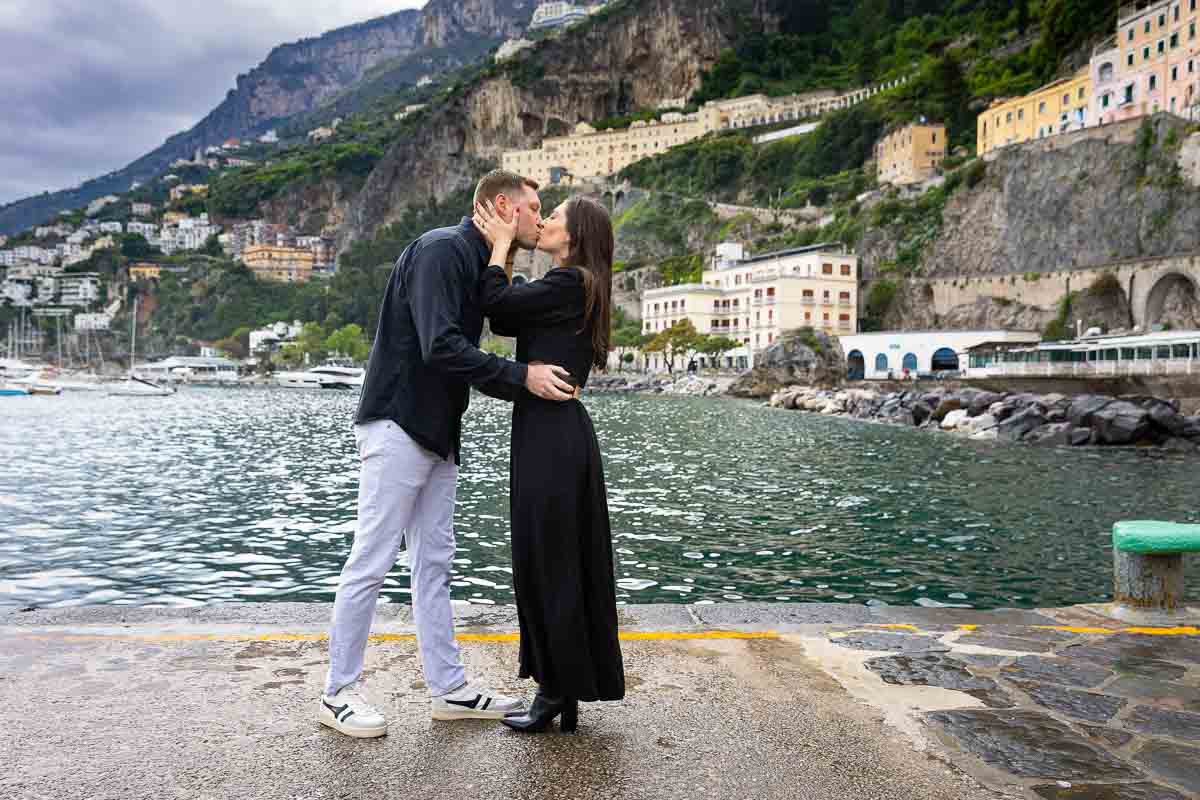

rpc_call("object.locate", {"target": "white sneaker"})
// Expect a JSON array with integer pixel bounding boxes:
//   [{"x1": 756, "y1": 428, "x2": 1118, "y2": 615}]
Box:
[
  {"x1": 318, "y1": 683, "x2": 388, "y2": 738},
  {"x1": 431, "y1": 682, "x2": 525, "y2": 721}
]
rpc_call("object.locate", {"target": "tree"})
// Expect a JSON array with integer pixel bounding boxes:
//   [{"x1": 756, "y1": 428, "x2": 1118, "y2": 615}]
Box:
[
  {"x1": 324, "y1": 323, "x2": 371, "y2": 362},
  {"x1": 201, "y1": 234, "x2": 224, "y2": 257},
  {"x1": 696, "y1": 335, "x2": 740, "y2": 371},
  {"x1": 296, "y1": 321, "x2": 328, "y2": 363},
  {"x1": 120, "y1": 233, "x2": 157, "y2": 260},
  {"x1": 644, "y1": 320, "x2": 701, "y2": 374}
]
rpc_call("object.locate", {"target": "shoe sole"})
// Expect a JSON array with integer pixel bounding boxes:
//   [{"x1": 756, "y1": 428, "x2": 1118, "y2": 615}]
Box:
[
  {"x1": 431, "y1": 707, "x2": 517, "y2": 721},
  {"x1": 318, "y1": 713, "x2": 387, "y2": 738}
]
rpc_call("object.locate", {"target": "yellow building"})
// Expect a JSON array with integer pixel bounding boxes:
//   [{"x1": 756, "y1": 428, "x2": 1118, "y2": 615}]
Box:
[
  {"x1": 162, "y1": 211, "x2": 188, "y2": 225},
  {"x1": 875, "y1": 122, "x2": 947, "y2": 185},
  {"x1": 242, "y1": 245, "x2": 315, "y2": 283},
  {"x1": 502, "y1": 78, "x2": 911, "y2": 185},
  {"x1": 641, "y1": 242, "x2": 858, "y2": 370},
  {"x1": 129, "y1": 262, "x2": 162, "y2": 281},
  {"x1": 977, "y1": 70, "x2": 1092, "y2": 155}
]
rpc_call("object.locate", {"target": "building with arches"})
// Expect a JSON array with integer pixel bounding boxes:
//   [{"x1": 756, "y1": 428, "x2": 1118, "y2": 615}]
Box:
[{"x1": 840, "y1": 330, "x2": 1041, "y2": 381}]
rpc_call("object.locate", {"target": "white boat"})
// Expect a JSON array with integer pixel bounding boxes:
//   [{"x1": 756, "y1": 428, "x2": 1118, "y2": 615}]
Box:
[
  {"x1": 107, "y1": 297, "x2": 175, "y2": 397},
  {"x1": 107, "y1": 375, "x2": 176, "y2": 397},
  {"x1": 275, "y1": 363, "x2": 364, "y2": 390}
]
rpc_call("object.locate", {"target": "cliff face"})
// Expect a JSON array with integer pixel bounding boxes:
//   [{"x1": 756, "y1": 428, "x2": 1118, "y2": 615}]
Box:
[
  {"x1": 863, "y1": 116, "x2": 1200, "y2": 331},
  {"x1": 344, "y1": 0, "x2": 775, "y2": 248},
  {"x1": 0, "y1": 0, "x2": 529, "y2": 236}
]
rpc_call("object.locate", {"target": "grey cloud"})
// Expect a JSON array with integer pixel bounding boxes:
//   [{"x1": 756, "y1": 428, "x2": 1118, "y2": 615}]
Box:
[{"x1": 0, "y1": 0, "x2": 418, "y2": 205}]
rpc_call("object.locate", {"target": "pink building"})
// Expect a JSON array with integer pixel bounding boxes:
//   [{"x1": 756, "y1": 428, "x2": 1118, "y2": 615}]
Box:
[{"x1": 1093, "y1": 0, "x2": 1200, "y2": 125}]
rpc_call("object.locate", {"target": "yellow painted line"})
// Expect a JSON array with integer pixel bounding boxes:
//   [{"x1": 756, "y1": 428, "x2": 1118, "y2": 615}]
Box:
[
  {"x1": 871, "y1": 624, "x2": 920, "y2": 631},
  {"x1": 957, "y1": 624, "x2": 979, "y2": 631},
  {"x1": 8, "y1": 630, "x2": 781, "y2": 645}
]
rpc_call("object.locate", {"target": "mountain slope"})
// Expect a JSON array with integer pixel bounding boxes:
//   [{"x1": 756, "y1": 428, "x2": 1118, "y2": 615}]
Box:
[{"x1": 0, "y1": 0, "x2": 531, "y2": 236}]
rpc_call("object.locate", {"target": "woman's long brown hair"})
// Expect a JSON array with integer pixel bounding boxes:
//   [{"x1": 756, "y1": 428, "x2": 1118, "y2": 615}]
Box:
[{"x1": 564, "y1": 195, "x2": 613, "y2": 369}]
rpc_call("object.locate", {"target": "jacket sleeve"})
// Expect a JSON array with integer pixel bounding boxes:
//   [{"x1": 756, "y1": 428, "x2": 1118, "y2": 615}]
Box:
[
  {"x1": 405, "y1": 240, "x2": 528, "y2": 390},
  {"x1": 480, "y1": 265, "x2": 582, "y2": 328}
]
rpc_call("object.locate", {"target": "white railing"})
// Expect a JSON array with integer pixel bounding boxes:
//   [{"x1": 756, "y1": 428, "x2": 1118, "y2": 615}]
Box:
[{"x1": 971, "y1": 358, "x2": 1198, "y2": 379}]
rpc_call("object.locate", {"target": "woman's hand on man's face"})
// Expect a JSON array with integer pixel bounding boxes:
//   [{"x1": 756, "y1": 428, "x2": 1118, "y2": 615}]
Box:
[{"x1": 474, "y1": 199, "x2": 520, "y2": 251}]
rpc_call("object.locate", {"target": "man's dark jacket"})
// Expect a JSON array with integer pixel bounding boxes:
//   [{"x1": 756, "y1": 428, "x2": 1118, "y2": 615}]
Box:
[{"x1": 354, "y1": 218, "x2": 527, "y2": 464}]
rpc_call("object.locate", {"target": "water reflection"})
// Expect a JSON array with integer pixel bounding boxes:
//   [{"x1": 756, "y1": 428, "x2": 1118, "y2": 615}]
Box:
[{"x1": 2, "y1": 388, "x2": 1197, "y2": 609}]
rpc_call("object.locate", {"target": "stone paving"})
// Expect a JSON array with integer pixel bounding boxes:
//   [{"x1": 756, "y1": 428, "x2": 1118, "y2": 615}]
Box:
[{"x1": 827, "y1": 618, "x2": 1200, "y2": 798}]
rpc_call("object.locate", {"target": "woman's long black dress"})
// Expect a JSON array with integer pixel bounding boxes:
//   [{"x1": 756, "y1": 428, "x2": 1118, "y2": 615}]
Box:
[{"x1": 479, "y1": 264, "x2": 625, "y2": 703}]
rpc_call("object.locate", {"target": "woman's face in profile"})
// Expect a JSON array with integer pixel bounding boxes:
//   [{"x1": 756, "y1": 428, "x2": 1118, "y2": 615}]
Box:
[{"x1": 536, "y1": 202, "x2": 571, "y2": 259}]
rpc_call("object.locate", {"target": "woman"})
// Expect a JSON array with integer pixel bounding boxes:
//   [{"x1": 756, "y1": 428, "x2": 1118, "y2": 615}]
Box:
[{"x1": 473, "y1": 194, "x2": 625, "y2": 734}]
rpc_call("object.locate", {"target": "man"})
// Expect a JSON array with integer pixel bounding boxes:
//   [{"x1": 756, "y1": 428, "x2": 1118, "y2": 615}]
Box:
[{"x1": 318, "y1": 170, "x2": 575, "y2": 738}]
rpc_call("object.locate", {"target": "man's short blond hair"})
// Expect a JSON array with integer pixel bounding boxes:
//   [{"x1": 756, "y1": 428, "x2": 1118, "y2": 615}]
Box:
[{"x1": 473, "y1": 169, "x2": 539, "y2": 207}]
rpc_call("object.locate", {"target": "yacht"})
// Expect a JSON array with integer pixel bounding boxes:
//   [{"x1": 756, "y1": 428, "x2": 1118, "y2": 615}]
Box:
[
  {"x1": 275, "y1": 363, "x2": 364, "y2": 390},
  {"x1": 106, "y1": 297, "x2": 175, "y2": 397}
]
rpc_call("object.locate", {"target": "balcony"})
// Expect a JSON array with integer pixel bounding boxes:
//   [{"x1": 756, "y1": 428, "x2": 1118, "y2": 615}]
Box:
[
  {"x1": 801, "y1": 296, "x2": 815, "y2": 305},
  {"x1": 837, "y1": 298, "x2": 853, "y2": 307},
  {"x1": 838, "y1": 321, "x2": 853, "y2": 331}
]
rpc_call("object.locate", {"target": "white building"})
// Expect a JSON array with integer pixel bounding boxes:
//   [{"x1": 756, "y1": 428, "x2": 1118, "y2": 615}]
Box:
[
  {"x1": 98, "y1": 221, "x2": 123, "y2": 234},
  {"x1": 258, "y1": 130, "x2": 279, "y2": 144},
  {"x1": 127, "y1": 221, "x2": 159, "y2": 239},
  {"x1": 86, "y1": 195, "x2": 120, "y2": 217},
  {"x1": 840, "y1": 330, "x2": 1041, "y2": 380},
  {"x1": 495, "y1": 38, "x2": 535, "y2": 62},
  {"x1": 137, "y1": 355, "x2": 239, "y2": 384},
  {"x1": 74, "y1": 313, "x2": 112, "y2": 332},
  {"x1": 249, "y1": 320, "x2": 303, "y2": 354},
  {"x1": 57, "y1": 273, "x2": 102, "y2": 307},
  {"x1": 66, "y1": 230, "x2": 91, "y2": 245},
  {"x1": 0, "y1": 251, "x2": 15, "y2": 267},
  {"x1": 131, "y1": 202, "x2": 153, "y2": 217},
  {"x1": 529, "y1": 1, "x2": 590, "y2": 29}
]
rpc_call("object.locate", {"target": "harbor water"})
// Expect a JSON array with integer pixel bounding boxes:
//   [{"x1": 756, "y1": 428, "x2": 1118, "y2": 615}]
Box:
[{"x1": 3, "y1": 387, "x2": 1197, "y2": 609}]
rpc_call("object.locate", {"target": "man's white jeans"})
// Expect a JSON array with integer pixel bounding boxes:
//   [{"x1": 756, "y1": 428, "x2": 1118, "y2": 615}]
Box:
[{"x1": 324, "y1": 420, "x2": 466, "y2": 697}]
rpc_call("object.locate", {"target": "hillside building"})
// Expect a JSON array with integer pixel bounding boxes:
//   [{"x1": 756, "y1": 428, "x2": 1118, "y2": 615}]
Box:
[
  {"x1": 641, "y1": 242, "x2": 858, "y2": 371},
  {"x1": 874, "y1": 122, "x2": 947, "y2": 185},
  {"x1": 242, "y1": 245, "x2": 315, "y2": 283},
  {"x1": 501, "y1": 79, "x2": 908, "y2": 185},
  {"x1": 1091, "y1": 0, "x2": 1200, "y2": 125},
  {"x1": 977, "y1": 70, "x2": 1092, "y2": 155}
]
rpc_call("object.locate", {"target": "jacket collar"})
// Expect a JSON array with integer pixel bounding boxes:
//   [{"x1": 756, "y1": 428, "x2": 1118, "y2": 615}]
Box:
[{"x1": 460, "y1": 217, "x2": 491, "y2": 268}]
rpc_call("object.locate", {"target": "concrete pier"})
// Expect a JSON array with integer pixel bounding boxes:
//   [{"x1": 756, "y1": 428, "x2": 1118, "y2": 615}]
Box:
[{"x1": 2, "y1": 602, "x2": 1198, "y2": 800}]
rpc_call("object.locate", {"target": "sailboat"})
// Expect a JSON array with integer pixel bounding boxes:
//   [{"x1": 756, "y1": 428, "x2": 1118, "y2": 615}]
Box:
[{"x1": 107, "y1": 297, "x2": 175, "y2": 397}]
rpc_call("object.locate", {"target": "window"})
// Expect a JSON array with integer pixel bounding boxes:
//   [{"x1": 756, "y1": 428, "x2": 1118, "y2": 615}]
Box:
[
  {"x1": 840, "y1": 264, "x2": 852, "y2": 276},
  {"x1": 1151, "y1": 74, "x2": 1158, "y2": 91},
  {"x1": 932, "y1": 132, "x2": 937, "y2": 143},
  {"x1": 1173, "y1": 65, "x2": 1180, "y2": 81},
  {"x1": 1102, "y1": 92, "x2": 1111, "y2": 108},
  {"x1": 1039, "y1": 100, "x2": 1047, "y2": 113},
  {"x1": 1158, "y1": 38, "x2": 1166, "y2": 53},
  {"x1": 1128, "y1": 27, "x2": 1135, "y2": 41},
  {"x1": 1146, "y1": 20, "x2": 1152, "y2": 34},
  {"x1": 1144, "y1": 45, "x2": 1151, "y2": 60},
  {"x1": 804, "y1": 312, "x2": 811, "y2": 321},
  {"x1": 1063, "y1": 93, "x2": 1070, "y2": 106},
  {"x1": 1079, "y1": 87, "x2": 1086, "y2": 99},
  {"x1": 823, "y1": 313, "x2": 830, "y2": 321},
  {"x1": 1128, "y1": 51, "x2": 1136, "y2": 66},
  {"x1": 1171, "y1": 32, "x2": 1180, "y2": 48},
  {"x1": 821, "y1": 263, "x2": 833, "y2": 275},
  {"x1": 1175, "y1": 4, "x2": 1180, "y2": 21},
  {"x1": 1006, "y1": 111, "x2": 1013, "y2": 123},
  {"x1": 1192, "y1": 20, "x2": 1196, "y2": 38},
  {"x1": 1125, "y1": 83, "x2": 1135, "y2": 103},
  {"x1": 1159, "y1": 13, "x2": 1166, "y2": 27},
  {"x1": 1018, "y1": 108, "x2": 1024, "y2": 120},
  {"x1": 839, "y1": 314, "x2": 850, "y2": 322}
]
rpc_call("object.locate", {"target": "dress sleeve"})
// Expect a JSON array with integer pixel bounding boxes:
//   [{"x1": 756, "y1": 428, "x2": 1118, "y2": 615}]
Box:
[{"x1": 480, "y1": 265, "x2": 583, "y2": 328}]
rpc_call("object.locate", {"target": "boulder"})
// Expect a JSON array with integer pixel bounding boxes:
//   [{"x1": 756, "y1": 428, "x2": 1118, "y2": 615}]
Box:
[
  {"x1": 1023, "y1": 422, "x2": 1074, "y2": 447},
  {"x1": 819, "y1": 399, "x2": 843, "y2": 415},
  {"x1": 1069, "y1": 427, "x2": 1094, "y2": 447},
  {"x1": 910, "y1": 401, "x2": 933, "y2": 427},
  {"x1": 940, "y1": 409, "x2": 971, "y2": 430},
  {"x1": 989, "y1": 400, "x2": 1016, "y2": 422},
  {"x1": 1090, "y1": 400, "x2": 1151, "y2": 445},
  {"x1": 970, "y1": 428, "x2": 999, "y2": 441},
  {"x1": 1067, "y1": 394, "x2": 1114, "y2": 427},
  {"x1": 727, "y1": 329, "x2": 846, "y2": 397},
  {"x1": 967, "y1": 391, "x2": 1004, "y2": 417},
  {"x1": 996, "y1": 407, "x2": 1046, "y2": 442},
  {"x1": 962, "y1": 413, "x2": 998, "y2": 434},
  {"x1": 1146, "y1": 399, "x2": 1188, "y2": 436},
  {"x1": 931, "y1": 397, "x2": 963, "y2": 422},
  {"x1": 1182, "y1": 417, "x2": 1200, "y2": 440}
]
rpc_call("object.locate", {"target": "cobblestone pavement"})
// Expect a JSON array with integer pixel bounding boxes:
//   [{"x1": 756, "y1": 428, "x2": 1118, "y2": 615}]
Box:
[
  {"x1": 1, "y1": 602, "x2": 1197, "y2": 800},
  {"x1": 823, "y1": 611, "x2": 1200, "y2": 799}
]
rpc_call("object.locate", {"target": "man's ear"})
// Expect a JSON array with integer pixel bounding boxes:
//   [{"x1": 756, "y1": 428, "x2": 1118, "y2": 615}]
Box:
[{"x1": 493, "y1": 193, "x2": 512, "y2": 219}]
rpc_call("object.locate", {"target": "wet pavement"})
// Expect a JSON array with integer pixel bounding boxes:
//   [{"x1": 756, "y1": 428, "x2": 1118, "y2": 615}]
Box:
[{"x1": 1, "y1": 602, "x2": 1198, "y2": 800}]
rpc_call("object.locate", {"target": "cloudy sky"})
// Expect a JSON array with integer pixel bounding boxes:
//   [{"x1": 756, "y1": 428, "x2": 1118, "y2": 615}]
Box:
[{"x1": 0, "y1": 0, "x2": 424, "y2": 206}]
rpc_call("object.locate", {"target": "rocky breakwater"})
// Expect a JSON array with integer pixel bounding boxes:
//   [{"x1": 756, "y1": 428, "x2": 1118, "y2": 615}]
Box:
[
  {"x1": 586, "y1": 374, "x2": 727, "y2": 397},
  {"x1": 769, "y1": 386, "x2": 1200, "y2": 452}
]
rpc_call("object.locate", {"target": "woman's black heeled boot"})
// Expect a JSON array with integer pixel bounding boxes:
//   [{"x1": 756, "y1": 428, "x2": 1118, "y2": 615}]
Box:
[{"x1": 501, "y1": 689, "x2": 579, "y2": 733}]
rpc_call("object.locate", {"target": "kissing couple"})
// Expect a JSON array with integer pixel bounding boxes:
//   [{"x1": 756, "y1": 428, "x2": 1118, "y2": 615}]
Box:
[{"x1": 317, "y1": 170, "x2": 625, "y2": 736}]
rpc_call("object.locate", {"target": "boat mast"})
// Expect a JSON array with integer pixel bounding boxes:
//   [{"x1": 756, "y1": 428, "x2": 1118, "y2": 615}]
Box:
[{"x1": 130, "y1": 296, "x2": 137, "y2": 377}]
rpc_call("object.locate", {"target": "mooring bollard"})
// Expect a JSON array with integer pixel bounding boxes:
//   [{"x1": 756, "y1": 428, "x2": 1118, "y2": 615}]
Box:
[{"x1": 1112, "y1": 521, "x2": 1198, "y2": 611}]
